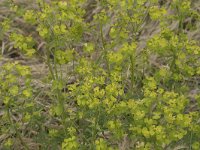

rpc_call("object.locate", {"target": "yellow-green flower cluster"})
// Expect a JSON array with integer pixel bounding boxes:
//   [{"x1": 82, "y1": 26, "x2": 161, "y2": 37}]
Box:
[
  {"x1": 10, "y1": 33, "x2": 36, "y2": 57},
  {"x1": 62, "y1": 136, "x2": 78, "y2": 150},
  {"x1": 0, "y1": 62, "x2": 32, "y2": 101},
  {"x1": 95, "y1": 138, "x2": 113, "y2": 150},
  {"x1": 147, "y1": 28, "x2": 200, "y2": 82},
  {"x1": 149, "y1": 6, "x2": 167, "y2": 20},
  {"x1": 54, "y1": 50, "x2": 74, "y2": 65}
]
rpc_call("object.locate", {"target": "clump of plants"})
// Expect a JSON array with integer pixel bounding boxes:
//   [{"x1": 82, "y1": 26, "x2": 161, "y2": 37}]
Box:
[{"x1": 0, "y1": 0, "x2": 200, "y2": 149}]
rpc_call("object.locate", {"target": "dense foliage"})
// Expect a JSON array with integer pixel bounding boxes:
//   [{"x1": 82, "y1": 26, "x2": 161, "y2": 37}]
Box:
[{"x1": 0, "y1": 0, "x2": 200, "y2": 149}]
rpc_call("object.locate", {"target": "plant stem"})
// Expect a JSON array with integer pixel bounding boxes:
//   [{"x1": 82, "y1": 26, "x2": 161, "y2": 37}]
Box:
[
  {"x1": 6, "y1": 107, "x2": 29, "y2": 150},
  {"x1": 130, "y1": 55, "x2": 135, "y2": 94}
]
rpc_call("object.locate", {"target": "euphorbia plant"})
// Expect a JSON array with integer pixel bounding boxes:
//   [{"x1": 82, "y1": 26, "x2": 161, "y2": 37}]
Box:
[{"x1": 0, "y1": 0, "x2": 200, "y2": 149}]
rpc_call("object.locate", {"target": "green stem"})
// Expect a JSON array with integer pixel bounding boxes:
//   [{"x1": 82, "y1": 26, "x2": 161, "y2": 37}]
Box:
[
  {"x1": 46, "y1": 50, "x2": 56, "y2": 80},
  {"x1": 100, "y1": 21, "x2": 110, "y2": 77},
  {"x1": 6, "y1": 107, "x2": 29, "y2": 150},
  {"x1": 130, "y1": 55, "x2": 135, "y2": 93}
]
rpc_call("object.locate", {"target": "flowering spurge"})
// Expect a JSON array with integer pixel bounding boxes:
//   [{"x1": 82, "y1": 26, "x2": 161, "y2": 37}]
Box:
[
  {"x1": 62, "y1": 59, "x2": 200, "y2": 149},
  {"x1": 0, "y1": 62, "x2": 34, "y2": 149},
  {"x1": 0, "y1": 0, "x2": 199, "y2": 149}
]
